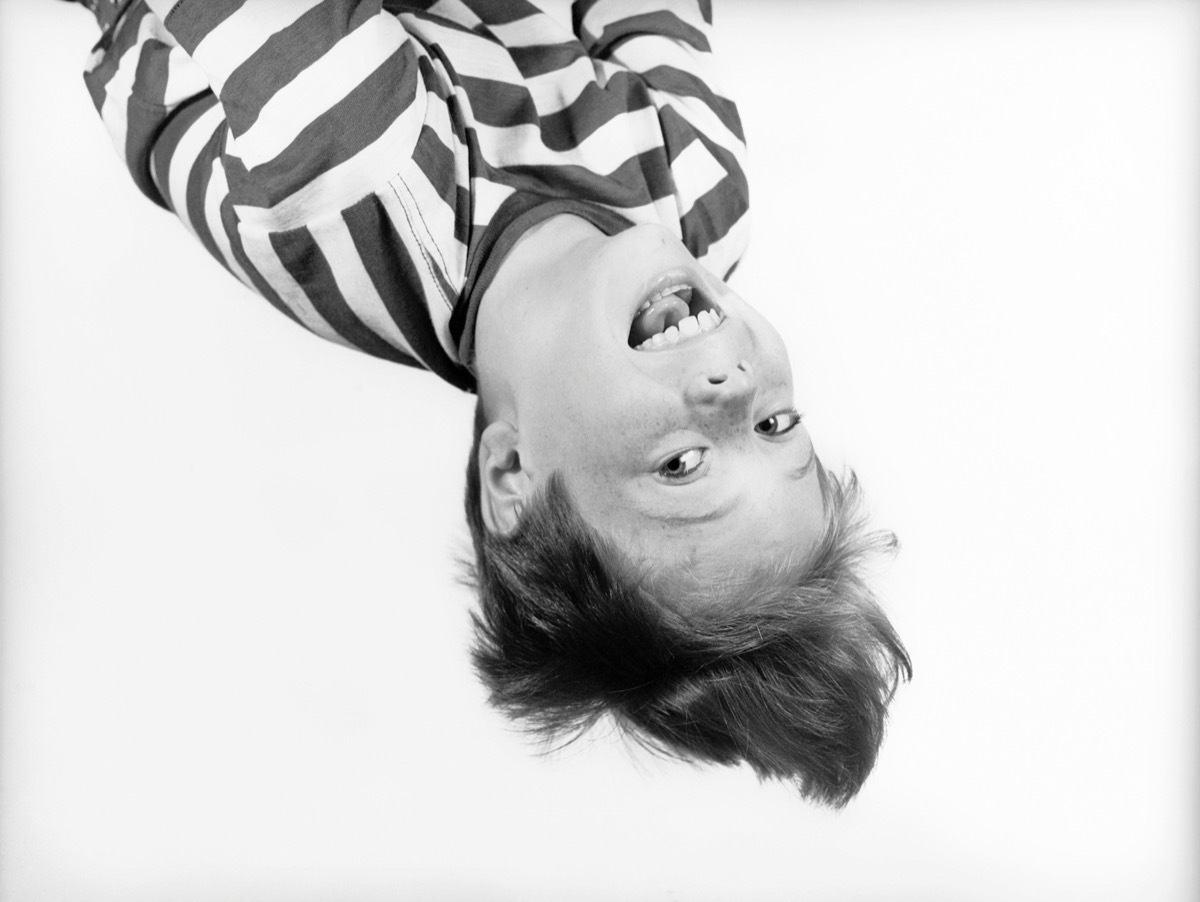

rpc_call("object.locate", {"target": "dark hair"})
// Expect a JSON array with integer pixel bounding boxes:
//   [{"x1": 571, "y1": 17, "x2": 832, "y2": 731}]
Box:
[{"x1": 462, "y1": 400, "x2": 911, "y2": 807}]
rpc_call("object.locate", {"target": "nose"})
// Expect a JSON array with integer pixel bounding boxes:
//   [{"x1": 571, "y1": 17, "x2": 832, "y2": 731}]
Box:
[{"x1": 684, "y1": 359, "x2": 756, "y2": 426}]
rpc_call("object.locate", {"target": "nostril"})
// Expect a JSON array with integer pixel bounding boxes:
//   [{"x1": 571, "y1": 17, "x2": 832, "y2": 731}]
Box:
[
  {"x1": 708, "y1": 375, "x2": 727, "y2": 385},
  {"x1": 736, "y1": 361, "x2": 749, "y2": 373}
]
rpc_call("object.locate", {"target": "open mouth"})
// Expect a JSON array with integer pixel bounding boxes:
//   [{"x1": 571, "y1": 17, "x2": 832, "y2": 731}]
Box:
[{"x1": 628, "y1": 283, "x2": 725, "y2": 350}]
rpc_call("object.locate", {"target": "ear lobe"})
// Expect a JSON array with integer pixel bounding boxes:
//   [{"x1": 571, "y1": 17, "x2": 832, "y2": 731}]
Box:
[{"x1": 478, "y1": 421, "x2": 533, "y2": 537}]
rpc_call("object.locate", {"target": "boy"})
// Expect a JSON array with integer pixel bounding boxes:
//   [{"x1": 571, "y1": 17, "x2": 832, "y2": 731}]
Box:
[{"x1": 72, "y1": 0, "x2": 909, "y2": 806}]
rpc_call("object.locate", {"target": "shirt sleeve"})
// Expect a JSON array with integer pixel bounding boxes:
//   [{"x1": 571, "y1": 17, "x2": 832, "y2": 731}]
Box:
[
  {"x1": 570, "y1": 0, "x2": 739, "y2": 138},
  {"x1": 83, "y1": 0, "x2": 475, "y2": 389},
  {"x1": 570, "y1": 0, "x2": 749, "y2": 274}
]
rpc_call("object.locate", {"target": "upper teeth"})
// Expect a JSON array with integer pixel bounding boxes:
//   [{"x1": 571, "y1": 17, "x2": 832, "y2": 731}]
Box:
[{"x1": 636, "y1": 308, "x2": 722, "y2": 350}]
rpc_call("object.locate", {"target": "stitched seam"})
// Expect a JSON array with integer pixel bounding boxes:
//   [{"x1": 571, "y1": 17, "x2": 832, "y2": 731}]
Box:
[
  {"x1": 162, "y1": 0, "x2": 198, "y2": 30},
  {"x1": 389, "y1": 177, "x2": 453, "y2": 312},
  {"x1": 395, "y1": 172, "x2": 451, "y2": 279}
]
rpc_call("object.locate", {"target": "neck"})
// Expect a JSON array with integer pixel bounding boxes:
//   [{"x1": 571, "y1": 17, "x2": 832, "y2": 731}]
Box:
[{"x1": 473, "y1": 214, "x2": 603, "y2": 420}]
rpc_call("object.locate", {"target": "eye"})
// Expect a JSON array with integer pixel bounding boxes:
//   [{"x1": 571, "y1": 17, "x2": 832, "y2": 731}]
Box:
[
  {"x1": 657, "y1": 448, "x2": 707, "y2": 481},
  {"x1": 755, "y1": 409, "x2": 804, "y2": 437}
]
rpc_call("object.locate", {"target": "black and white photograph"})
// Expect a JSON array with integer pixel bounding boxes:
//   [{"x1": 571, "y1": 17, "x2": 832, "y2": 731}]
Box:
[{"x1": 1, "y1": 0, "x2": 1196, "y2": 899}]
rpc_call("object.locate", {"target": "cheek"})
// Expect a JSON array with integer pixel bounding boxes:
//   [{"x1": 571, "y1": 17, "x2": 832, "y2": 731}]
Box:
[
  {"x1": 734, "y1": 301, "x2": 792, "y2": 375},
  {"x1": 757, "y1": 327, "x2": 793, "y2": 385},
  {"x1": 573, "y1": 395, "x2": 666, "y2": 482},
  {"x1": 526, "y1": 380, "x2": 637, "y2": 471}
]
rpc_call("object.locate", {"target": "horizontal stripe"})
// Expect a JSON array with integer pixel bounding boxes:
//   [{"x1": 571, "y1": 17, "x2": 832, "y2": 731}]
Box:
[
  {"x1": 185, "y1": 127, "x2": 223, "y2": 262},
  {"x1": 228, "y1": 13, "x2": 410, "y2": 158},
  {"x1": 509, "y1": 39, "x2": 586, "y2": 80},
  {"x1": 240, "y1": 226, "x2": 349, "y2": 344},
  {"x1": 124, "y1": 36, "x2": 173, "y2": 205},
  {"x1": 87, "y1": 0, "x2": 748, "y2": 391},
  {"x1": 668, "y1": 136, "x2": 729, "y2": 218},
  {"x1": 485, "y1": 11, "x2": 572, "y2": 48},
  {"x1": 471, "y1": 102, "x2": 665, "y2": 171},
  {"x1": 578, "y1": 0, "x2": 710, "y2": 53},
  {"x1": 219, "y1": 192, "x2": 302, "y2": 324},
  {"x1": 520, "y1": 53, "x2": 599, "y2": 116},
  {"x1": 190, "y1": 0, "x2": 326, "y2": 95},
  {"x1": 225, "y1": 41, "x2": 422, "y2": 206},
  {"x1": 537, "y1": 69, "x2": 653, "y2": 144},
  {"x1": 155, "y1": 0, "x2": 238, "y2": 52},
  {"x1": 592, "y1": 10, "x2": 711, "y2": 58},
  {"x1": 228, "y1": 73, "x2": 427, "y2": 230},
  {"x1": 162, "y1": 42, "x2": 213, "y2": 108},
  {"x1": 204, "y1": 157, "x2": 257, "y2": 288},
  {"x1": 419, "y1": 0, "x2": 483, "y2": 31},
  {"x1": 415, "y1": 53, "x2": 454, "y2": 105},
  {"x1": 366, "y1": 185, "x2": 474, "y2": 387},
  {"x1": 693, "y1": 202, "x2": 749, "y2": 283},
  {"x1": 451, "y1": 0, "x2": 540, "y2": 28},
  {"x1": 499, "y1": 149, "x2": 669, "y2": 208},
  {"x1": 309, "y1": 213, "x2": 420, "y2": 360},
  {"x1": 678, "y1": 136, "x2": 749, "y2": 259},
  {"x1": 651, "y1": 80, "x2": 742, "y2": 146},
  {"x1": 404, "y1": 15, "x2": 521, "y2": 83},
  {"x1": 97, "y1": 11, "x2": 163, "y2": 178},
  {"x1": 651, "y1": 80, "x2": 746, "y2": 167},
  {"x1": 164, "y1": 100, "x2": 227, "y2": 235},
  {"x1": 456, "y1": 75, "x2": 539, "y2": 129},
  {"x1": 411, "y1": 124, "x2": 461, "y2": 234},
  {"x1": 148, "y1": 92, "x2": 220, "y2": 210},
  {"x1": 84, "y1": 3, "x2": 147, "y2": 102},
  {"x1": 271, "y1": 225, "x2": 416, "y2": 364},
  {"x1": 218, "y1": 0, "x2": 383, "y2": 136},
  {"x1": 456, "y1": 69, "x2": 651, "y2": 153}
]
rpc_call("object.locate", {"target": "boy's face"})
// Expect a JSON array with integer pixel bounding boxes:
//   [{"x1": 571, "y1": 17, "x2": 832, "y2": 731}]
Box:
[{"x1": 479, "y1": 219, "x2": 827, "y2": 586}]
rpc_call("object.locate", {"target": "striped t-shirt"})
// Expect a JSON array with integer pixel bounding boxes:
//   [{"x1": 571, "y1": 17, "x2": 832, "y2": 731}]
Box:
[{"x1": 84, "y1": 0, "x2": 751, "y2": 392}]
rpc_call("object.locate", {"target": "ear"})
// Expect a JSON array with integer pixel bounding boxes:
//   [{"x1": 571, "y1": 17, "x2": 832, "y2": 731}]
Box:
[{"x1": 478, "y1": 420, "x2": 534, "y2": 537}]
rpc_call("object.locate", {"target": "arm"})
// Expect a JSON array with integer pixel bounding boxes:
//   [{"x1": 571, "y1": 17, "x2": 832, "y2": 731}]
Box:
[
  {"x1": 571, "y1": 0, "x2": 749, "y2": 273},
  {"x1": 83, "y1": 0, "x2": 472, "y2": 387},
  {"x1": 138, "y1": 0, "x2": 423, "y2": 207},
  {"x1": 571, "y1": 0, "x2": 739, "y2": 135}
]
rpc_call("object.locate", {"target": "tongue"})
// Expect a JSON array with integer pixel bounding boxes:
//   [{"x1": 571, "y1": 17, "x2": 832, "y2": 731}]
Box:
[{"x1": 630, "y1": 295, "x2": 690, "y2": 345}]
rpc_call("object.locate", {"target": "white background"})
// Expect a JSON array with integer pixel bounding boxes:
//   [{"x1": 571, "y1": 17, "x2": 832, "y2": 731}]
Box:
[{"x1": 2, "y1": 1, "x2": 1196, "y2": 899}]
